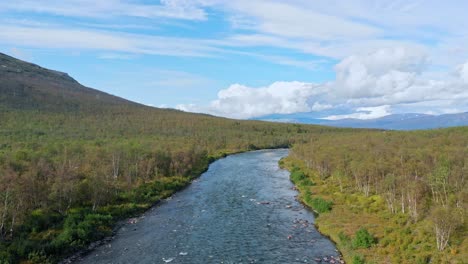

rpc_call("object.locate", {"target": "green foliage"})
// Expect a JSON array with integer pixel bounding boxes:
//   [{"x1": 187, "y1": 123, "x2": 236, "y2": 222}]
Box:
[
  {"x1": 28, "y1": 250, "x2": 52, "y2": 264},
  {"x1": 290, "y1": 167, "x2": 315, "y2": 186},
  {"x1": 290, "y1": 168, "x2": 306, "y2": 182},
  {"x1": 24, "y1": 209, "x2": 63, "y2": 234},
  {"x1": 352, "y1": 254, "x2": 365, "y2": 264},
  {"x1": 352, "y1": 228, "x2": 376, "y2": 249},
  {"x1": 310, "y1": 197, "x2": 333, "y2": 214},
  {"x1": 51, "y1": 212, "x2": 112, "y2": 253}
]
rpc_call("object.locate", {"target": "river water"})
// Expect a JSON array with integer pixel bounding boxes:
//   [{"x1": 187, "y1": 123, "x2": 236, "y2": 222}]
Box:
[{"x1": 77, "y1": 149, "x2": 339, "y2": 264}]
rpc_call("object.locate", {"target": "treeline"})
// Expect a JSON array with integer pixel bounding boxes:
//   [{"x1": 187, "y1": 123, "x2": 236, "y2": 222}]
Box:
[
  {"x1": 0, "y1": 106, "x2": 340, "y2": 263},
  {"x1": 288, "y1": 127, "x2": 467, "y2": 263}
]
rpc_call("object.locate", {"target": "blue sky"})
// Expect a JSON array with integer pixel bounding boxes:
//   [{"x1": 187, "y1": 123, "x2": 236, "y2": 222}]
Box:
[{"x1": 1, "y1": 0, "x2": 467, "y2": 119}]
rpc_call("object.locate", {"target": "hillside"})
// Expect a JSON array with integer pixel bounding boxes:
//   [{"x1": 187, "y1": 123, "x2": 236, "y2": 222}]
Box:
[{"x1": 0, "y1": 53, "x2": 139, "y2": 112}]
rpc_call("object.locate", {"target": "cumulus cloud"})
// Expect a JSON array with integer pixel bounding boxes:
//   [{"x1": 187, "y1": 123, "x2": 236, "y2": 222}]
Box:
[
  {"x1": 331, "y1": 50, "x2": 468, "y2": 109},
  {"x1": 177, "y1": 81, "x2": 325, "y2": 119},
  {"x1": 179, "y1": 47, "x2": 468, "y2": 119},
  {"x1": 332, "y1": 47, "x2": 427, "y2": 99}
]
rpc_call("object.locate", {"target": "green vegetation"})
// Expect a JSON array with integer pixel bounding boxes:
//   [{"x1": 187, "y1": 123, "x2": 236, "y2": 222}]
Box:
[
  {"x1": 352, "y1": 228, "x2": 376, "y2": 249},
  {"x1": 352, "y1": 254, "x2": 365, "y2": 264},
  {"x1": 282, "y1": 127, "x2": 467, "y2": 263},
  {"x1": 310, "y1": 197, "x2": 333, "y2": 214},
  {"x1": 1, "y1": 108, "x2": 341, "y2": 263},
  {"x1": 290, "y1": 167, "x2": 315, "y2": 187}
]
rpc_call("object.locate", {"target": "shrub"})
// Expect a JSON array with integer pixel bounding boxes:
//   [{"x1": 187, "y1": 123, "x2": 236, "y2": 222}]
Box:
[
  {"x1": 24, "y1": 209, "x2": 63, "y2": 233},
  {"x1": 290, "y1": 170, "x2": 306, "y2": 182},
  {"x1": 352, "y1": 228, "x2": 376, "y2": 249},
  {"x1": 28, "y1": 250, "x2": 52, "y2": 264},
  {"x1": 51, "y1": 212, "x2": 113, "y2": 252},
  {"x1": 310, "y1": 197, "x2": 333, "y2": 213},
  {"x1": 290, "y1": 168, "x2": 315, "y2": 186}
]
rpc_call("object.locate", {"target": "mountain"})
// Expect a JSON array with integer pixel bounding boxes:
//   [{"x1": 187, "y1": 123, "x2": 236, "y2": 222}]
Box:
[
  {"x1": 0, "y1": 52, "x2": 137, "y2": 112},
  {"x1": 258, "y1": 112, "x2": 468, "y2": 130}
]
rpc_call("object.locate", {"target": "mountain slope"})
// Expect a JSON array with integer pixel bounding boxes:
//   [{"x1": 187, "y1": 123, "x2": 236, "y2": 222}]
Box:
[{"x1": 0, "y1": 52, "x2": 136, "y2": 112}]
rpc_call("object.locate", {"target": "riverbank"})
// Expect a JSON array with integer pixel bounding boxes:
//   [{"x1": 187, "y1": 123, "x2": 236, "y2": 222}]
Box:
[{"x1": 280, "y1": 156, "x2": 467, "y2": 264}]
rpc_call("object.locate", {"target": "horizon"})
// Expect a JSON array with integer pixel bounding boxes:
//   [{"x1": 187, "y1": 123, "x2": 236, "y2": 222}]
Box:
[{"x1": 1, "y1": 1, "x2": 468, "y2": 120}]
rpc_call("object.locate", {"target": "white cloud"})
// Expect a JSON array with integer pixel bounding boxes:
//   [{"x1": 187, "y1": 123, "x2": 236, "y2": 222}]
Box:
[
  {"x1": 311, "y1": 102, "x2": 333, "y2": 111},
  {"x1": 330, "y1": 48, "x2": 468, "y2": 109},
  {"x1": 332, "y1": 47, "x2": 426, "y2": 99},
  {"x1": 323, "y1": 105, "x2": 391, "y2": 120},
  {"x1": 177, "y1": 81, "x2": 325, "y2": 119},
  {"x1": 225, "y1": 1, "x2": 380, "y2": 40},
  {"x1": 2, "y1": 0, "x2": 468, "y2": 66},
  {"x1": 0, "y1": 25, "x2": 221, "y2": 57},
  {"x1": 213, "y1": 0, "x2": 467, "y2": 65},
  {"x1": 336, "y1": 47, "x2": 428, "y2": 76},
  {"x1": 1, "y1": 1, "x2": 466, "y2": 70},
  {"x1": 181, "y1": 47, "x2": 468, "y2": 119},
  {"x1": 0, "y1": 0, "x2": 208, "y2": 20}
]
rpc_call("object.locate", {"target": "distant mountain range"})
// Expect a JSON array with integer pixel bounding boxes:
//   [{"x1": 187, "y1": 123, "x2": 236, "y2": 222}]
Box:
[{"x1": 257, "y1": 112, "x2": 468, "y2": 130}]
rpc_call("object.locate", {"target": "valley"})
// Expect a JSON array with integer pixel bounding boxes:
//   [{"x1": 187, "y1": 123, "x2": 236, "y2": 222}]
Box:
[{"x1": 0, "y1": 53, "x2": 466, "y2": 264}]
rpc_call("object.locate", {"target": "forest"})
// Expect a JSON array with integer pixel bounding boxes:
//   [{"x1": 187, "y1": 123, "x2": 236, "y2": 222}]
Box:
[{"x1": 282, "y1": 127, "x2": 467, "y2": 263}]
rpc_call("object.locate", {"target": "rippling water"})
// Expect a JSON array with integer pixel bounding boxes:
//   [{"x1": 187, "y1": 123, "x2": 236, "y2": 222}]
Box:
[{"x1": 77, "y1": 149, "x2": 338, "y2": 264}]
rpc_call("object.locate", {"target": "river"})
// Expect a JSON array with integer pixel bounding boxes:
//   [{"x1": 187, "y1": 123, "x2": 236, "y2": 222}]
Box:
[{"x1": 77, "y1": 149, "x2": 339, "y2": 264}]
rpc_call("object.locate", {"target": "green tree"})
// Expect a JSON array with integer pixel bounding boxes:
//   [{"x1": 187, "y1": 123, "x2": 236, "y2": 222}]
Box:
[{"x1": 352, "y1": 228, "x2": 376, "y2": 249}]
